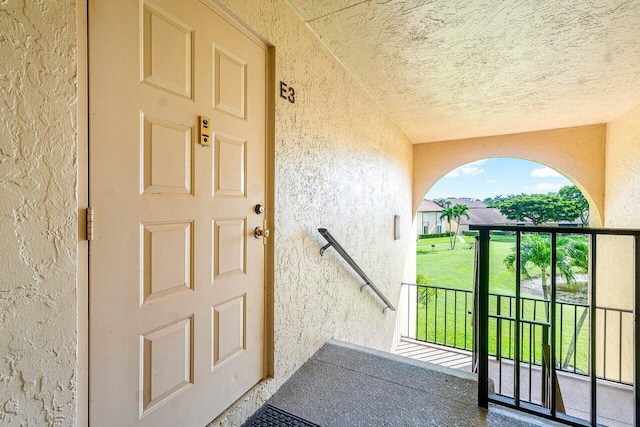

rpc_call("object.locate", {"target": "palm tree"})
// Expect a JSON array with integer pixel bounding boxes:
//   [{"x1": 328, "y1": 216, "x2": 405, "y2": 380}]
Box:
[
  {"x1": 503, "y1": 234, "x2": 575, "y2": 300},
  {"x1": 504, "y1": 234, "x2": 589, "y2": 370},
  {"x1": 439, "y1": 206, "x2": 455, "y2": 250},
  {"x1": 452, "y1": 204, "x2": 470, "y2": 250}
]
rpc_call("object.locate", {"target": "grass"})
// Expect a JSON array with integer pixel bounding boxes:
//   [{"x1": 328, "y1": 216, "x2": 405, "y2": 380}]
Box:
[
  {"x1": 417, "y1": 233, "x2": 540, "y2": 295},
  {"x1": 414, "y1": 233, "x2": 590, "y2": 374}
]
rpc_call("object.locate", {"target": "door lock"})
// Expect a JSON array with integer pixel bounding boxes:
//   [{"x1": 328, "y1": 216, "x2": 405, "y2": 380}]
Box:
[
  {"x1": 254, "y1": 227, "x2": 270, "y2": 239},
  {"x1": 254, "y1": 204, "x2": 265, "y2": 214}
]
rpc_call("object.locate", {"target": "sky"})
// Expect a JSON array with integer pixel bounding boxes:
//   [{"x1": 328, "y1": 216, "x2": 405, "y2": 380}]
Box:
[{"x1": 424, "y1": 158, "x2": 572, "y2": 201}]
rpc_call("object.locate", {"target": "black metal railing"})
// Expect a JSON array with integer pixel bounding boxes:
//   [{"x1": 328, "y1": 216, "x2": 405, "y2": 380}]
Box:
[
  {"x1": 401, "y1": 283, "x2": 474, "y2": 351},
  {"x1": 401, "y1": 283, "x2": 631, "y2": 385},
  {"x1": 318, "y1": 228, "x2": 395, "y2": 312},
  {"x1": 471, "y1": 225, "x2": 640, "y2": 427}
]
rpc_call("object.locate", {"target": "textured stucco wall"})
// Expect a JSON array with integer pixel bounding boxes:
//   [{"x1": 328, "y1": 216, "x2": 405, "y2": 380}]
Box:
[
  {"x1": 0, "y1": 1, "x2": 78, "y2": 425},
  {"x1": 597, "y1": 103, "x2": 640, "y2": 383},
  {"x1": 605, "y1": 103, "x2": 640, "y2": 228},
  {"x1": 413, "y1": 125, "x2": 606, "y2": 226},
  {"x1": 207, "y1": 1, "x2": 413, "y2": 424}
]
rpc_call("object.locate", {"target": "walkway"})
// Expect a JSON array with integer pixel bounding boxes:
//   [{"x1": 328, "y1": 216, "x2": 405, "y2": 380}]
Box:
[
  {"x1": 395, "y1": 338, "x2": 472, "y2": 371},
  {"x1": 394, "y1": 338, "x2": 634, "y2": 426}
]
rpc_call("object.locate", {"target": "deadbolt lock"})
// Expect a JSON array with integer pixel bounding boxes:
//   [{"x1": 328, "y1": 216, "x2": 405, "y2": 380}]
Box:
[{"x1": 254, "y1": 204, "x2": 265, "y2": 214}]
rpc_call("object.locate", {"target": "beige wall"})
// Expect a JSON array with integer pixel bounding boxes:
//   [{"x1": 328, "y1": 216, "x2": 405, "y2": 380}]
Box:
[
  {"x1": 0, "y1": 0, "x2": 413, "y2": 425},
  {"x1": 597, "y1": 102, "x2": 640, "y2": 383},
  {"x1": 413, "y1": 125, "x2": 607, "y2": 226},
  {"x1": 605, "y1": 103, "x2": 640, "y2": 228},
  {"x1": 0, "y1": 1, "x2": 79, "y2": 425},
  {"x1": 416, "y1": 211, "x2": 442, "y2": 235}
]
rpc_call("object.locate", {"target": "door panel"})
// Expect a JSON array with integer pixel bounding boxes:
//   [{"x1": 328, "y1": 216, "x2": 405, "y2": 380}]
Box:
[{"x1": 89, "y1": 1, "x2": 266, "y2": 425}]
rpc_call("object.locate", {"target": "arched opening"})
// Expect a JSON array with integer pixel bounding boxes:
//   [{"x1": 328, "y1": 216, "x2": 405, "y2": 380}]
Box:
[
  {"x1": 398, "y1": 149, "x2": 634, "y2": 424},
  {"x1": 412, "y1": 125, "x2": 606, "y2": 228}
]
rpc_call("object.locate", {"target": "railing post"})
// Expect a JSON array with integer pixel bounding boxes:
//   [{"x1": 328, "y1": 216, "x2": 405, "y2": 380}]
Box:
[
  {"x1": 590, "y1": 233, "x2": 597, "y2": 425},
  {"x1": 478, "y1": 228, "x2": 490, "y2": 408},
  {"x1": 634, "y1": 235, "x2": 640, "y2": 426},
  {"x1": 550, "y1": 232, "x2": 557, "y2": 415}
]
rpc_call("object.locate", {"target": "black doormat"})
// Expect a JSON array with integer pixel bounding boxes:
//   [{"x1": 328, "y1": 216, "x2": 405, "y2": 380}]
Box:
[{"x1": 243, "y1": 404, "x2": 321, "y2": 427}]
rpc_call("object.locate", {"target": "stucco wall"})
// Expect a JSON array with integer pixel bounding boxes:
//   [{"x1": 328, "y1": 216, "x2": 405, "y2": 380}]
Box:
[
  {"x1": 0, "y1": 0, "x2": 78, "y2": 425},
  {"x1": 597, "y1": 103, "x2": 640, "y2": 383},
  {"x1": 206, "y1": 2, "x2": 413, "y2": 423},
  {"x1": 215, "y1": 0, "x2": 413, "y2": 361},
  {"x1": 413, "y1": 125, "x2": 606, "y2": 226},
  {"x1": 3, "y1": 0, "x2": 413, "y2": 425},
  {"x1": 605, "y1": 103, "x2": 640, "y2": 228}
]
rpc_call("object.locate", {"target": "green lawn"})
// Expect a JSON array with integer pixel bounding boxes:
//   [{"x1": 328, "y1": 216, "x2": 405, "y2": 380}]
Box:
[
  {"x1": 414, "y1": 233, "x2": 590, "y2": 374},
  {"x1": 417, "y1": 233, "x2": 540, "y2": 295}
]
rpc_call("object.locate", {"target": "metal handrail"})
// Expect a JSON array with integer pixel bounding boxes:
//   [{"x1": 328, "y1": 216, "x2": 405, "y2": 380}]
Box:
[{"x1": 318, "y1": 228, "x2": 395, "y2": 312}]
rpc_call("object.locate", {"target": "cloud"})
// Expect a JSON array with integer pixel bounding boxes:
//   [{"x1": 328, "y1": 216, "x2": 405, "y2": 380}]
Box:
[
  {"x1": 525, "y1": 183, "x2": 565, "y2": 193},
  {"x1": 531, "y1": 167, "x2": 562, "y2": 178},
  {"x1": 485, "y1": 179, "x2": 498, "y2": 183},
  {"x1": 445, "y1": 161, "x2": 486, "y2": 178}
]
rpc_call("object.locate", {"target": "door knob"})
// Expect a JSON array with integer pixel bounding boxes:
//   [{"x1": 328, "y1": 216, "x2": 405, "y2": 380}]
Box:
[{"x1": 254, "y1": 227, "x2": 270, "y2": 239}]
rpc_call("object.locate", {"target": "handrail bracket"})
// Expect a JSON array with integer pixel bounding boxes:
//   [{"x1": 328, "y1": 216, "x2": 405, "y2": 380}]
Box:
[{"x1": 320, "y1": 242, "x2": 333, "y2": 256}]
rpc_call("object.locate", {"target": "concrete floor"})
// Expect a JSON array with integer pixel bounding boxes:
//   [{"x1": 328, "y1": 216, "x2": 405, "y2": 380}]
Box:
[{"x1": 256, "y1": 340, "x2": 566, "y2": 427}]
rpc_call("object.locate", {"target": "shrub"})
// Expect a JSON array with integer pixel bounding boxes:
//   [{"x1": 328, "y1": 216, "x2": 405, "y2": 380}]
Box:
[{"x1": 418, "y1": 232, "x2": 454, "y2": 239}]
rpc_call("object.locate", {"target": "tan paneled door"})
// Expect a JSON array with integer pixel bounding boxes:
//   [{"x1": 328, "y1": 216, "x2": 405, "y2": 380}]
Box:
[{"x1": 89, "y1": 0, "x2": 267, "y2": 425}]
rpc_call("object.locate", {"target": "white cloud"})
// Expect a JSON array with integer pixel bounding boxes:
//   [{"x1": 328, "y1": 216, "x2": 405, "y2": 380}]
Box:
[
  {"x1": 530, "y1": 167, "x2": 562, "y2": 178},
  {"x1": 525, "y1": 182, "x2": 565, "y2": 193},
  {"x1": 445, "y1": 161, "x2": 486, "y2": 178},
  {"x1": 485, "y1": 179, "x2": 498, "y2": 183}
]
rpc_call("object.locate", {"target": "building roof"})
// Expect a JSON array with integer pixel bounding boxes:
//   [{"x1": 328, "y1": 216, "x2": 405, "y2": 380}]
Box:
[
  {"x1": 459, "y1": 207, "x2": 515, "y2": 225},
  {"x1": 443, "y1": 198, "x2": 487, "y2": 209},
  {"x1": 417, "y1": 199, "x2": 444, "y2": 212}
]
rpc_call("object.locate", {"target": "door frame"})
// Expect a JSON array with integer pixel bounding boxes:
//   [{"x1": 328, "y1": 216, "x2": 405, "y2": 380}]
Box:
[{"x1": 78, "y1": 0, "x2": 275, "y2": 422}]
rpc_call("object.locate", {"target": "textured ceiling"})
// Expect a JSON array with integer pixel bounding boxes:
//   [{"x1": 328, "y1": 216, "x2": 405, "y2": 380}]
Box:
[{"x1": 285, "y1": 0, "x2": 640, "y2": 143}]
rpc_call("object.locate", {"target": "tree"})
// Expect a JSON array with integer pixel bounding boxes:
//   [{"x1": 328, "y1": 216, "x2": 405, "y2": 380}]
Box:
[
  {"x1": 439, "y1": 206, "x2": 456, "y2": 250},
  {"x1": 558, "y1": 185, "x2": 589, "y2": 225},
  {"x1": 504, "y1": 234, "x2": 589, "y2": 370},
  {"x1": 484, "y1": 194, "x2": 515, "y2": 208},
  {"x1": 561, "y1": 240, "x2": 589, "y2": 368},
  {"x1": 496, "y1": 194, "x2": 582, "y2": 225},
  {"x1": 451, "y1": 204, "x2": 470, "y2": 250},
  {"x1": 504, "y1": 234, "x2": 576, "y2": 299}
]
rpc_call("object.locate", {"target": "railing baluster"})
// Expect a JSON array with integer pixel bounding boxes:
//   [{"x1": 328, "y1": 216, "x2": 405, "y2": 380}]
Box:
[
  {"x1": 515, "y1": 231, "x2": 521, "y2": 406},
  {"x1": 454, "y1": 291, "x2": 458, "y2": 348},
  {"x1": 425, "y1": 287, "x2": 429, "y2": 342},
  {"x1": 529, "y1": 323, "x2": 533, "y2": 402},
  {"x1": 590, "y1": 233, "x2": 597, "y2": 426},
  {"x1": 604, "y1": 309, "x2": 608, "y2": 379},
  {"x1": 444, "y1": 290, "x2": 448, "y2": 346},
  {"x1": 560, "y1": 304, "x2": 564, "y2": 371},
  {"x1": 620, "y1": 310, "x2": 623, "y2": 384},
  {"x1": 435, "y1": 289, "x2": 439, "y2": 343},
  {"x1": 573, "y1": 305, "x2": 578, "y2": 375},
  {"x1": 408, "y1": 283, "x2": 412, "y2": 339}
]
